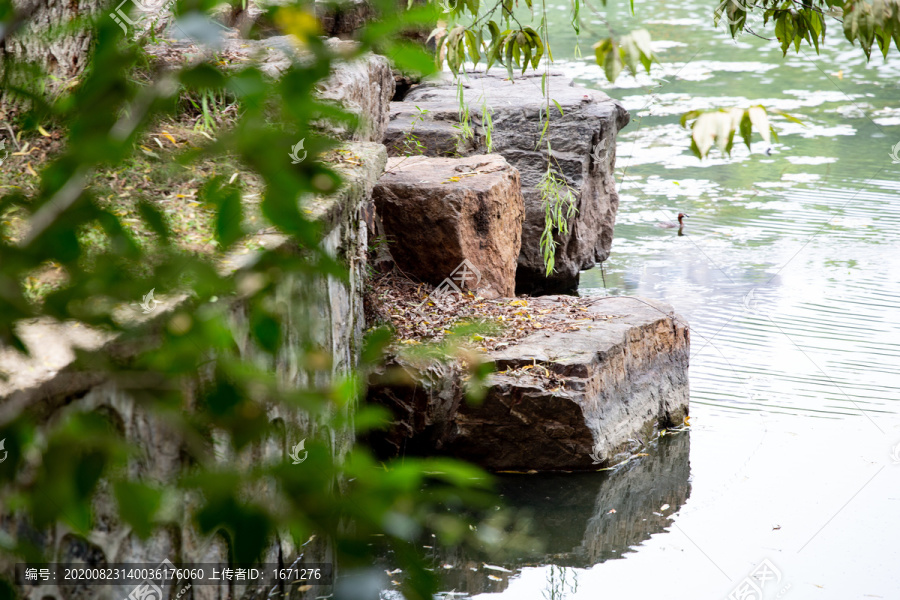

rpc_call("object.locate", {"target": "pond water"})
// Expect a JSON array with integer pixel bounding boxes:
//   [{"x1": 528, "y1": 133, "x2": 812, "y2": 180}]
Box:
[{"x1": 422, "y1": 0, "x2": 900, "y2": 598}]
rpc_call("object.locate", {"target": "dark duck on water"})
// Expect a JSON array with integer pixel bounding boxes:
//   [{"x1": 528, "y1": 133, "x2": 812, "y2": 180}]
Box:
[{"x1": 658, "y1": 212, "x2": 689, "y2": 235}]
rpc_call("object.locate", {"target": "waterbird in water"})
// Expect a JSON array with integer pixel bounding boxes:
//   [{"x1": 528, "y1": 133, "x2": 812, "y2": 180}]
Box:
[{"x1": 658, "y1": 213, "x2": 689, "y2": 235}]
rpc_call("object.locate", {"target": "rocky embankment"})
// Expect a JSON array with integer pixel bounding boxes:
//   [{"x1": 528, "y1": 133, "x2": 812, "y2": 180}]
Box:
[
  {"x1": 1, "y1": 4, "x2": 689, "y2": 581},
  {"x1": 366, "y1": 70, "x2": 687, "y2": 472},
  {"x1": 384, "y1": 70, "x2": 630, "y2": 294}
]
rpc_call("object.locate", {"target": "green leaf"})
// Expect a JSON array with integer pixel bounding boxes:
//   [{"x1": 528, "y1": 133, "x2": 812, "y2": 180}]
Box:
[
  {"x1": 115, "y1": 481, "x2": 163, "y2": 539},
  {"x1": 465, "y1": 28, "x2": 481, "y2": 63},
  {"x1": 385, "y1": 41, "x2": 436, "y2": 76},
  {"x1": 180, "y1": 63, "x2": 227, "y2": 91},
  {"x1": 739, "y1": 111, "x2": 753, "y2": 149},
  {"x1": 136, "y1": 199, "x2": 170, "y2": 243},
  {"x1": 593, "y1": 38, "x2": 622, "y2": 82},
  {"x1": 843, "y1": 3, "x2": 859, "y2": 44},
  {"x1": 200, "y1": 176, "x2": 244, "y2": 249},
  {"x1": 251, "y1": 310, "x2": 282, "y2": 354},
  {"x1": 505, "y1": 33, "x2": 516, "y2": 79},
  {"x1": 619, "y1": 35, "x2": 640, "y2": 75},
  {"x1": 775, "y1": 12, "x2": 787, "y2": 55},
  {"x1": 747, "y1": 106, "x2": 771, "y2": 144}
]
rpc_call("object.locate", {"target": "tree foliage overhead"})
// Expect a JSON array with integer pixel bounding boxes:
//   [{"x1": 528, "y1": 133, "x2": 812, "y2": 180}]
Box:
[
  {"x1": 426, "y1": 0, "x2": 900, "y2": 160},
  {"x1": 716, "y1": 0, "x2": 900, "y2": 59},
  {"x1": 430, "y1": 0, "x2": 900, "y2": 90}
]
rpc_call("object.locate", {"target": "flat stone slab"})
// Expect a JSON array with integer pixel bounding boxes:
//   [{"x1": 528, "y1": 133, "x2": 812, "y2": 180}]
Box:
[
  {"x1": 366, "y1": 295, "x2": 689, "y2": 471},
  {"x1": 373, "y1": 154, "x2": 525, "y2": 298}
]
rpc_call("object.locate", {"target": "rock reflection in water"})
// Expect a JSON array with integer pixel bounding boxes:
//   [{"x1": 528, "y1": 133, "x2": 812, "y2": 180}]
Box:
[{"x1": 434, "y1": 430, "x2": 690, "y2": 597}]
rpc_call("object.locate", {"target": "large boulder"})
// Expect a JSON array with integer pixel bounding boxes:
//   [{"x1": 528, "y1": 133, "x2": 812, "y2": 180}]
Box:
[
  {"x1": 384, "y1": 70, "x2": 630, "y2": 294},
  {"x1": 372, "y1": 154, "x2": 525, "y2": 298},
  {"x1": 314, "y1": 40, "x2": 394, "y2": 142},
  {"x1": 143, "y1": 36, "x2": 394, "y2": 142},
  {"x1": 366, "y1": 295, "x2": 689, "y2": 471},
  {"x1": 315, "y1": 0, "x2": 377, "y2": 38}
]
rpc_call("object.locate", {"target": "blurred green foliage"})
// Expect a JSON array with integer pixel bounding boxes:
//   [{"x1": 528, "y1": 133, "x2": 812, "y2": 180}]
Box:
[{"x1": 0, "y1": 0, "x2": 530, "y2": 597}]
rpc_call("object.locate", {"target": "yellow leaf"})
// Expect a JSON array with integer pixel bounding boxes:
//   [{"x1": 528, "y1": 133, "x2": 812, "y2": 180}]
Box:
[
  {"x1": 274, "y1": 7, "x2": 322, "y2": 42},
  {"x1": 25, "y1": 162, "x2": 37, "y2": 177},
  {"x1": 37, "y1": 125, "x2": 51, "y2": 137},
  {"x1": 509, "y1": 299, "x2": 528, "y2": 306},
  {"x1": 160, "y1": 131, "x2": 177, "y2": 144}
]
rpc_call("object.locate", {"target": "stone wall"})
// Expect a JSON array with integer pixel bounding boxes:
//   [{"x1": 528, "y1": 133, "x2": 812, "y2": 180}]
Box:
[{"x1": 0, "y1": 143, "x2": 387, "y2": 600}]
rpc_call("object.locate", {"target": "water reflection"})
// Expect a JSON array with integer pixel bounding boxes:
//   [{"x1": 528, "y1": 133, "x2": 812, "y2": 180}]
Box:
[{"x1": 432, "y1": 431, "x2": 690, "y2": 597}]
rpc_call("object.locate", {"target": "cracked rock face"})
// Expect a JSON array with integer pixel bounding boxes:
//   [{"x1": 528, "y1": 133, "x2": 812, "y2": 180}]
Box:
[
  {"x1": 384, "y1": 70, "x2": 630, "y2": 294},
  {"x1": 373, "y1": 154, "x2": 525, "y2": 298},
  {"x1": 366, "y1": 296, "x2": 689, "y2": 471}
]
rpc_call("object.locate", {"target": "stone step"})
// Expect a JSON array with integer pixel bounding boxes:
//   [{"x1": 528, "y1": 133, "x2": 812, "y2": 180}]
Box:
[
  {"x1": 384, "y1": 69, "x2": 630, "y2": 294},
  {"x1": 366, "y1": 295, "x2": 690, "y2": 471},
  {"x1": 373, "y1": 154, "x2": 525, "y2": 298}
]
